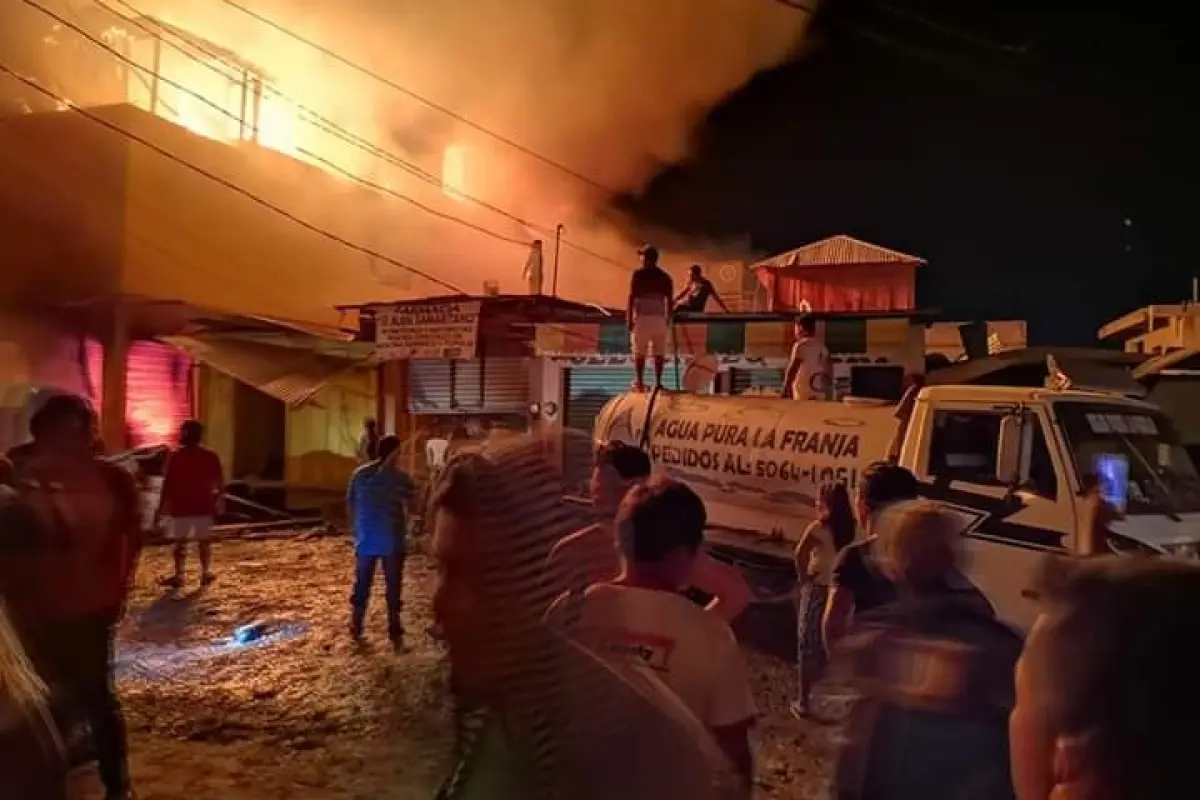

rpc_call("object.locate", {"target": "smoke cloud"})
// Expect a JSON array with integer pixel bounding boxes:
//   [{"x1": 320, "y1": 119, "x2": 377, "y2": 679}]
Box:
[{"x1": 4, "y1": 0, "x2": 809, "y2": 305}]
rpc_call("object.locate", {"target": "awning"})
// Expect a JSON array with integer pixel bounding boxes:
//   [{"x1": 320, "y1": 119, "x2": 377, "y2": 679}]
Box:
[{"x1": 160, "y1": 335, "x2": 370, "y2": 406}]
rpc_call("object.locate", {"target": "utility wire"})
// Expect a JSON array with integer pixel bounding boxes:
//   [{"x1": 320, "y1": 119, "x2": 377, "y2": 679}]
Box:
[
  {"x1": 769, "y1": 0, "x2": 1026, "y2": 86},
  {"x1": 96, "y1": 0, "x2": 634, "y2": 272},
  {"x1": 871, "y1": 2, "x2": 1028, "y2": 55},
  {"x1": 33, "y1": 0, "x2": 536, "y2": 252},
  {"x1": 214, "y1": 0, "x2": 619, "y2": 197},
  {"x1": 0, "y1": 60, "x2": 467, "y2": 295}
]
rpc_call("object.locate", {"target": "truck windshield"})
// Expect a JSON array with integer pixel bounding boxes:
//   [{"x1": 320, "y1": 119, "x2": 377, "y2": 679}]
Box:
[{"x1": 1055, "y1": 402, "x2": 1200, "y2": 515}]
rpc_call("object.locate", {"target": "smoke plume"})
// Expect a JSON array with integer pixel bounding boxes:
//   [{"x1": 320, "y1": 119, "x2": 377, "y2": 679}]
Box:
[{"x1": 5, "y1": 0, "x2": 810, "y2": 305}]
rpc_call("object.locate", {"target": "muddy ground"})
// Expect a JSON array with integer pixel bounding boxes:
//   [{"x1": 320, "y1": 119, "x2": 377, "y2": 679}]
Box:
[{"x1": 68, "y1": 536, "x2": 835, "y2": 799}]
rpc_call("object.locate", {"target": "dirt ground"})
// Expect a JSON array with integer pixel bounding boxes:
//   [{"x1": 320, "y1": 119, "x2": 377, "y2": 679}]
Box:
[{"x1": 68, "y1": 536, "x2": 834, "y2": 799}]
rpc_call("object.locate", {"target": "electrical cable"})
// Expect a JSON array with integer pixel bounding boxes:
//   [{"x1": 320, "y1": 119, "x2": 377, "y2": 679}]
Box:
[
  {"x1": 27, "y1": 0, "x2": 535, "y2": 252},
  {"x1": 98, "y1": 0, "x2": 634, "y2": 272},
  {"x1": 0, "y1": 59, "x2": 467, "y2": 295},
  {"x1": 213, "y1": 0, "x2": 619, "y2": 197}
]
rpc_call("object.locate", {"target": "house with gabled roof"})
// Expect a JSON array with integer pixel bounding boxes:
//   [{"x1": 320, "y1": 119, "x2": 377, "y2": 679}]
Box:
[{"x1": 750, "y1": 234, "x2": 926, "y2": 313}]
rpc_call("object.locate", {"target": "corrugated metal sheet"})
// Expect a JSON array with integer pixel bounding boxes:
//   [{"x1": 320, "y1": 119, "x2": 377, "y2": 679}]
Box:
[
  {"x1": 752, "y1": 235, "x2": 926, "y2": 271},
  {"x1": 409, "y1": 360, "x2": 454, "y2": 413},
  {"x1": 161, "y1": 336, "x2": 357, "y2": 407},
  {"x1": 87, "y1": 339, "x2": 193, "y2": 447},
  {"x1": 563, "y1": 367, "x2": 636, "y2": 493},
  {"x1": 411, "y1": 358, "x2": 531, "y2": 414},
  {"x1": 125, "y1": 341, "x2": 192, "y2": 446},
  {"x1": 483, "y1": 358, "x2": 530, "y2": 413},
  {"x1": 454, "y1": 361, "x2": 484, "y2": 410}
]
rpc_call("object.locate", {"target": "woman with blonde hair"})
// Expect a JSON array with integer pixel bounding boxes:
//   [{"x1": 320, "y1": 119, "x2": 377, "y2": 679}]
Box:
[
  {"x1": 0, "y1": 598, "x2": 64, "y2": 798},
  {"x1": 832, "y1": 502, "x2": 1021, "y2": 799}
]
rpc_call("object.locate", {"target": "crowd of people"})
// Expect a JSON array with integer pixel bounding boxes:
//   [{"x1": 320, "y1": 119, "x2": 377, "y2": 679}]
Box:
[
  {"x1": 423, "y1": 434, "x2": 1200, "y2": 800},
  {"x1": 2, "y1": 386, "x2": 1200, "y2": 800}
]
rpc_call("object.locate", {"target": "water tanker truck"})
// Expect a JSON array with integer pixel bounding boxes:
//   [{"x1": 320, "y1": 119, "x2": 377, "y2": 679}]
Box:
[{"x1": 594, "y1": 375, "x2": 1200, "y2": 632}]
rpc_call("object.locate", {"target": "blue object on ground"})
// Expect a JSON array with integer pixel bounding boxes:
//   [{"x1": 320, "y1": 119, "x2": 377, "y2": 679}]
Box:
[{"x1": 115, "y1": 621, "x2": 309, "y2": 681}]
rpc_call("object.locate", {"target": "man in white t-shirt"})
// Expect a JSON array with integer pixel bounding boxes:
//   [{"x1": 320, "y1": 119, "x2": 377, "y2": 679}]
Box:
[
  {"x1": 547, "y1": 478, "x2": 758, "y2": 790},
  {"x1": 782, "y1": 315, "x2": 830, "y2": 401}
]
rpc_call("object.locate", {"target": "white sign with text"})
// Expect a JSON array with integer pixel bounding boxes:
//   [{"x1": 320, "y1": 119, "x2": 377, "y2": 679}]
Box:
[{"x1": 376, "y1": 300, "x2": 482, "y2": 360}]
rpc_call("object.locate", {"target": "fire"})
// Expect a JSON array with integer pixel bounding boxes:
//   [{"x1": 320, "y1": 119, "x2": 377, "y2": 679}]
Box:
[
  {"x1": 256, "y1": 94, "x2": 299, "y2": 156},
  {"x1": 442, "y1": 144, "x2": 467, "y2": 199},
  {"x1": 120, "y1": 24, "x2": 301, "y2": 159}
]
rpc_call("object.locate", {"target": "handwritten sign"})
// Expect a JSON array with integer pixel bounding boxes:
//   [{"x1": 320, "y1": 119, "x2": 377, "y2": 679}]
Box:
[{"x1": 376, "y1": 300, "x2": 481, "y2": 360}]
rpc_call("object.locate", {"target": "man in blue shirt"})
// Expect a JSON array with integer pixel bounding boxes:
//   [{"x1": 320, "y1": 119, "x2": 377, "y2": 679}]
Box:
[{"x1": 346, "y1": 434, "x2": 415, "y2": 646}]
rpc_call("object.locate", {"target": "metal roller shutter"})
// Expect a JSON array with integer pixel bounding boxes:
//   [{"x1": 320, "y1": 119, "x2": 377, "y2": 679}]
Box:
[
  {"x1": 730, "y1": 368, "x2": 785, "y2": 395},
  {"x1": 410, "y1": 359, "x2": 531, "y2": 413},
  {"x1": 454, "y1": 360, "x2": 484, "y2": 410},
  {"x1": 482, "y1": 358, "x2": 529, "y2": 413},
  {"x1": 125, "y1": 341, "x2": 193, "y2": 447},
  {"x1": 87, "y1": 339, "x2": 193, "y2": 447},
  {"x1": 563, "y1": 366, "x2": 637, "y2": 494},
  {"x1": 409, "y1": 360, "x2": 453, "y2": 413}
]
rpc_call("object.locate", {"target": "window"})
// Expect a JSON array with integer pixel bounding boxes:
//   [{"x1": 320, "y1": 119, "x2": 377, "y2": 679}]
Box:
[
  {"x1": 1025, "y1": 417, "x2": 1058, "y2": 499},
  {"x1": 929, "y1": 410, "x2": 1002, "y2": 484}
]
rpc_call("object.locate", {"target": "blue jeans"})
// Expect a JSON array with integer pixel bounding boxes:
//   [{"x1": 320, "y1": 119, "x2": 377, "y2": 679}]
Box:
[{"x1": 350, "y1": 551, "x2": 405, "y2": 636}]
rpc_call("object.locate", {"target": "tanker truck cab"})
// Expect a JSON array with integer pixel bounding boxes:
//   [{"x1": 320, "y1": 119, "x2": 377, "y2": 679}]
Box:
[{"x1": 594, "y1": 384, "x2": 1200, "y2": 632}]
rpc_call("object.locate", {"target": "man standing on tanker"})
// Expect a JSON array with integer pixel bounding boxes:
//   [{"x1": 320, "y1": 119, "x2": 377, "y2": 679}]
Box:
[
  {"x1": 782, "y1": 315, "x2": 830, "y2": 401},
  {"x1": 628, "y1": 245, "x2": 674, "y2": 392}
]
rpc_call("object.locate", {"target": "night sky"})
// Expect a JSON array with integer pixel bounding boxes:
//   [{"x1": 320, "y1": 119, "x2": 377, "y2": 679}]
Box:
[{"x1": 622, "y1": 3, "x2": 1199, "y2": 344}]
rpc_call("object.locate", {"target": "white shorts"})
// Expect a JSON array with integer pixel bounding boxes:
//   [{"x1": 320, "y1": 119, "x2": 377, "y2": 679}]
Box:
[
  {"x1": 631, "y1": 315, "x2": 669, "y2": 357},
  {"x1": 168, "y1": 515, "x2": 215, "y2": 542}
]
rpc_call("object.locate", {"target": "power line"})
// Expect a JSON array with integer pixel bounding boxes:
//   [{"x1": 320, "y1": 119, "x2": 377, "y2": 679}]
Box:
[
  {"x1": 871, "y1": 2, "x2": 1028, "y2": 55},
  {"x1": 30, "y1": 0, "x2": 535, "y2": 252},
  {"x1": 95, "y1": 0, "x2": 634, "y2": 272},
  {"x1": 0, "y1": 60, "x2": 467, "y2": 295},
  {"x1": 768, "y1": 0, "x2": 1023, "y2": 86},
  {"x1": 295, "y1": 145, "x2": 530, "y2": 246},
  {"x1": 214, "y1": 0, "x2": 619, "y2": 197}
]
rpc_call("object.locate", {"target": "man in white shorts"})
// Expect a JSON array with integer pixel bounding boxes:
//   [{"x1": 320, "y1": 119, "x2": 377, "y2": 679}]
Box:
[
  {"x1": 627, "y1": 245, "x2": 674, "y2": 392},
  {"x1": 156, "y1": 420, "x2": 225, "y2": 588}
]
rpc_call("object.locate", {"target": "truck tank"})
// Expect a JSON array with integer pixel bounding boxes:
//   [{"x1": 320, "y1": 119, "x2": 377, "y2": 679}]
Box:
[{"x1": 594, "y1": 391, "x2": 901, "y2": 560}]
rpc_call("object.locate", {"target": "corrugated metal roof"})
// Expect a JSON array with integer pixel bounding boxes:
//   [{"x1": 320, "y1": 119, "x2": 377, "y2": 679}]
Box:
[
  {"x1": 752, "y1": 235, "x2": 927, "y2": 271},
  {"x1": 160, "y1": 335, "x2": 369, "y2": 406}
]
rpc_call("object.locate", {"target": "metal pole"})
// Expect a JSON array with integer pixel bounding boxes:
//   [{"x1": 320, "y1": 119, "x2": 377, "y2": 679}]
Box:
[
  {"x1": 149, "y1": 37, "x2": 162, "y2": 115},
  {"x1": 251, "y1": 76, "x2": 263, "y2": 143},
  {"x1": 239, "y1": 69, "x2": 249, "y2": 141},
  {"x1": 551, "y1": 224, "x2": 564, "y2": 297}
]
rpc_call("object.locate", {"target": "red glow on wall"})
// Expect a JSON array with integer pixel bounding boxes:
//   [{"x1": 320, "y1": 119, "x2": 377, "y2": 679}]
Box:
[{"x1": 86, "y1": 340, "x2": 193, "y2": 448}]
